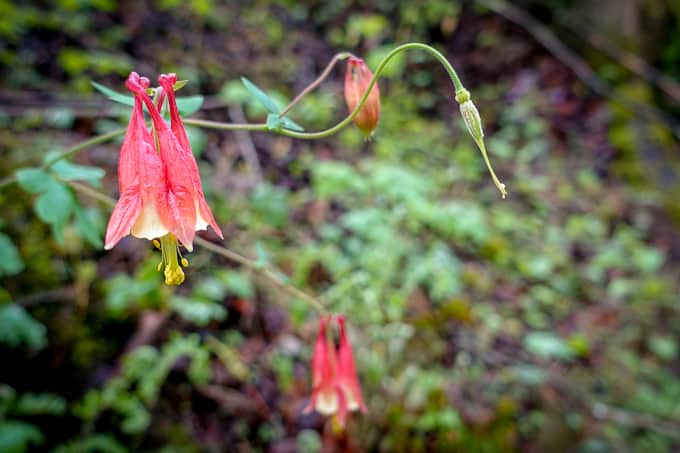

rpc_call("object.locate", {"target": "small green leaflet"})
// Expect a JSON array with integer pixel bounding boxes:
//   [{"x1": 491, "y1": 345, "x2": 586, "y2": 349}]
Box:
[
  {"x1": 240, "y1": 77, "x2": 280, "y2": 113},
  {"x1": 91, "y1": 81, "x2": 135, "y2": 107},
  {"x1": 91, "y1": 81, "x2": 205, "y2": 116},
  {"x1": 0, "y1": 233, "x2": 24, "y2": 277},
  {"x1": 15, "y1": 168, "x2": 52, "y2": 194},
  {"x1": 240, "y1": 77, "x2": 304, "y2": 132},
  {"x1": 266, "y1": 114, "x2": 304, "y2": 132}
]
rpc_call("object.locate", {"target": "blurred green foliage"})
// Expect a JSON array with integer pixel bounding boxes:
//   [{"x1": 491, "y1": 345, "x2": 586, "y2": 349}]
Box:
[{"x1": 1, "y1": 0, "x2": 679, "y2": 452}]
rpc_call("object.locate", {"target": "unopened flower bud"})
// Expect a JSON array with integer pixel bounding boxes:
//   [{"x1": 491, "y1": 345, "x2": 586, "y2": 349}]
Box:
[
  {"x1": 455, "y1": 89, "x2": 507, "y2": 198},
  {"x1": 344, "y1": 57, "x2": 380, "y2": 137}
]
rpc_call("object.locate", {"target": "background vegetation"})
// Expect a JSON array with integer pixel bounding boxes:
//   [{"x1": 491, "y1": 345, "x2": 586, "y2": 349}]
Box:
[{"x1": 1, "y1": 0, "x2": 679, "y2": 451}]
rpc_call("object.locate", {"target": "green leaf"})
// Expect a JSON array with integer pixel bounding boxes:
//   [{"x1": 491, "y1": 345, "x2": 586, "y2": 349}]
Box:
[
  {"x1": 0, "y1": 420, "x2": 44, "y2": 453},
  {"x1": 281, "y1": 116, "x2": 304, "y2": 131},
  {"x1": 241, "y1": 77, "x2": 280, "y2": 113},
  {"x1": 35, "y1": 180, "x2": 74, "y2": 228},
  {"x1": 0, "y1": 233, "x2": 23, "y2": 277},
  {"x1": 173, "y1": 79, "x2": 189, "y2": 91},
  {"x1": 15, "y1": 168, "x2": 52, "y2": 194},
  {"x1": 176, "y1": 95, "x2": 204, "y2": 116},
  {"x1": 0, "y1": 303, "x2": 47, "y2": 349},
  {"x1": 91, "y1": 81, "x2": 134, "y2": 107},
  {"x1": 266, "y1": 113, "x2": 304, "y2": 132},
  {"x1": 50, "y1": 159, "x2": 105, "y2": 187}
]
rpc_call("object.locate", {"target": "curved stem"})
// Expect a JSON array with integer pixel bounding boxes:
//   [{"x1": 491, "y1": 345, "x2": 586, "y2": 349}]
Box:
[
  {"x1": 184, "y1": 118, "x2": 267, "y2": 131},
  {"x1": 187, "y1": 43, "x2": 467, "y2": 140},
  {"x1": 67, "y1": 181, "x2": 327, "y2": 314},
  {"x1": 277, "y1": 43, "x2": 465, "y2": 139}
]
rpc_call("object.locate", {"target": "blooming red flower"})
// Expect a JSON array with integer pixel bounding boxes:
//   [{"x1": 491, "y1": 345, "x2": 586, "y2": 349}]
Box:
[
  {"x1": 344, "y1": 56, "x2": 380, "y2": 136},
  {"x1": 305, "y1": 315, "x2": 366, "y2": 427},
  {"x1": 304, "y1": 316, "x2": 347, "y2": 422},
  {"x1": 104, "y1": 71, "x2": 223, "y2": 285}
]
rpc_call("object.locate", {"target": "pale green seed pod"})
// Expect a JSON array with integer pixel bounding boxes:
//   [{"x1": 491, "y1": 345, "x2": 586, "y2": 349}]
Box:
[
  {"x1": 459, "y1": 99, "x2": 484, "y2": 144},
  {"x1": 455, "y1": 89, "x2": 507, "y2": 199}
]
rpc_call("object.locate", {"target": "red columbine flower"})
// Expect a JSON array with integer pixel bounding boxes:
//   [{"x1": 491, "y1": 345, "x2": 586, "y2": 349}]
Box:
[
  {"x1": 104, "y1": 72, "x2": 223, "y2": 285},
  {"x1": 337, "y1": 315, "x2": 367, "y2": 414},
  {"x1": 304, "y1": 316, "x2": 347, "y2": 423},
  {"x1": 304, "y1": 315, "x2": 366, "y2": 427},
  {"x1": 344, "y1": 56, "x2": 380, "y2": 137}
]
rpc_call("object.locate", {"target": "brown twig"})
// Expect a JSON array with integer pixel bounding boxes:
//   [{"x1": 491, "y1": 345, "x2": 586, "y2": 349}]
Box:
[{"x1": 278, "y1": 51, "x2": 354, "y2": 118}]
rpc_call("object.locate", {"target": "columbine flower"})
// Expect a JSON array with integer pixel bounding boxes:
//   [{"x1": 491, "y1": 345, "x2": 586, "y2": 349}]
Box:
[
  {"x1": 104, "y1": 72, "x2": 223, "y2": 285},
  {"x1": 304, "y1": 316, "x2": 347, "y2": 423},
  {"x1": 344, "y1": 56, "x2": 380, "y2": 136},
  {"x1": 304, "y1": 315, "x2": 366, "y2": 427}
]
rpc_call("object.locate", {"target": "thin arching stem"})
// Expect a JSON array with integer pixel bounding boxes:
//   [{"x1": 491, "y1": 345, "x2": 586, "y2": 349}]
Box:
[{"x1": 187, "y1": 43, "x2": 468, "y2": 141}]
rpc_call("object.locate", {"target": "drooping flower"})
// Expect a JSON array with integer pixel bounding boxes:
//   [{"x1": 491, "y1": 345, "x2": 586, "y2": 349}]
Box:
[
  {"x1": 304, "y1": 315, "x2": 366, "y2": 427},
  {"x1": 344, "y1": 56, "x2": 380, "y2": 136},
  {"x1": 337, "y1": 315, "x2": 367, "y2": 414},
  {"x1": 104, "y1": 72, "x2": 222, "y2": 285},
  {"x1": 304, "y1": 316, "x2": 347, "y2": 423}
]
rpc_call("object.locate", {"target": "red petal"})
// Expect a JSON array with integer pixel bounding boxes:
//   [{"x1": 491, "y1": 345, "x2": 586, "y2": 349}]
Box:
[
  {"x1": 104, "y1": 185, "x2": 142, "y2": 249},
  {"x1": 157, "y1": 183, "x2": 197, "y2": 251},
  {"x1": 117, "y1": 98, "x2": 148, "y2": 191},
  {"x1": 337, "y1": 315, "x2": 367, "y2": 413},
  {"x1": 159, "y1": 75, "x2": 223, "y2": 238}
]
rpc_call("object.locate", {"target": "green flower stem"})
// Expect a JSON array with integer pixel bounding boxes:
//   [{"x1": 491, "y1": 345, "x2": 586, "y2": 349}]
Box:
[
  {"x1": 183, "y1": 119, "x2": 268, "y2": 131},
  {"x1": 187, "y1": 43, "x2": 468, "y2": 140},
  {"x1": 67, "y1": 181, "x2": 327, "y2": 314}
]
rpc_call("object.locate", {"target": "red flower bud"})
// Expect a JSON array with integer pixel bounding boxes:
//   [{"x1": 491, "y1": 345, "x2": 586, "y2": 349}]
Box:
[{"x1": 344, "y1": 57, "x2": 380, "y2": 136}]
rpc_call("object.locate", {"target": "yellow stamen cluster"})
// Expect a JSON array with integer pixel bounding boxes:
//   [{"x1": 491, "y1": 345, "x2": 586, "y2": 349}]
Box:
[{"x1": 154, "y1": 234, "x2": 189, "y2": 285}]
